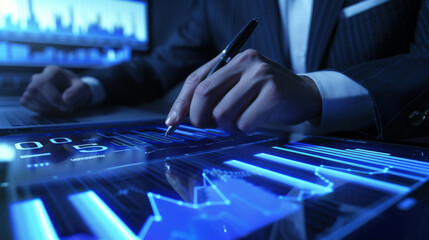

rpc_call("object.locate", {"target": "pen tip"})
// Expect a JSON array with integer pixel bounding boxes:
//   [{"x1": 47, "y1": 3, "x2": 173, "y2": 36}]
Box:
[
  {"x1": 164, "y1": 125, "x2": 177, "y2": 137},
  {"x1": 164, "y1": 126, "x2": 171, "y2": 137}
]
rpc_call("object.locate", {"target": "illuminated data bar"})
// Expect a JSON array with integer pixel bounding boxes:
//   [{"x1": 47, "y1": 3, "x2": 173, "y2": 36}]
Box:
[
  {"x1": 285, "y1": 144, "x2": 426, "y2": 180},
  {"x1": 291, "y1": 143, "x2": 429, "y2": 175},
  {"x1": 178, "y1": 125, "x2": 223, "y2": 137},
  {"x1": 257, "y1": 152, "x2": 409, "y2": 193},
  {"x1": 141, "y1": 134, "x2": 169, "y2": 143},
  {"x1": 113, "y1": 132, "x2": 147, "y2": 144},
  {"x1": 68, "y1": 191, "x2": 138, "y2": 240},
  {"x1": 224, "y1": 160, "x2": 332, "y2": 193},
  {"x1": 156, "y1": 127, "x2": 204, "y2": 140},
  {"x1": 10, "y1": 199, "x2": 59, "y2": 240},
  {"x1": 274, "y1": 146, "x2": 386, "y2": 173},
  {"x1": 146, "y1": 131, "x2": 184, "y2": 142},
  {"x1": 349, "y1": 148, "x2": 429, "y2": 167},
  {"x1": 297, "y1": 143, "x2": 429, "y2": 169},
  {"x1": 204, "y1": 128, "x2": 230, "y2": 136},
  {"x1": 131, "y1": 131, "x2": 173, "y2": 143},
  {"x1": 20, "y1": 152, "x2": 52, "y2": 158},
  {"x1": 297, "y1": 142, "x2": 429, "y2": 169},
  {"x1": 352, "y1": 148, "x2": 391, "y2": 156},
  {"x1": 98, "y1": 132, "x2": 147, "y2": 146}
]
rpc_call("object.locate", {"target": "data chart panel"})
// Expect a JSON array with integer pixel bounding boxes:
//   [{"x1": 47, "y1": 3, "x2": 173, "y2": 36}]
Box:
[{"x1": 2, "y1": 123, "x2": 429, "y2": 239}]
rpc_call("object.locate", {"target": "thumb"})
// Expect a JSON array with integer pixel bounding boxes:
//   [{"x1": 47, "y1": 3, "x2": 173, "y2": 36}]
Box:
[
  {"x1": 166, "y1": 53, "x2": 222, "y2": 127},
  {"x1": 62, "y1": 78, "x2": 91, "y2": 107}
]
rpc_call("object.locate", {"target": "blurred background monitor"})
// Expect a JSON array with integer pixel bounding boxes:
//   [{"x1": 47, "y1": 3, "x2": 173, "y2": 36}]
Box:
[
  {"x1": 0, "y1": 0, "x2": 190, "y2": 98},
  {"x1": 0, "y1": 0, "x2": 149, "y2": 68}
]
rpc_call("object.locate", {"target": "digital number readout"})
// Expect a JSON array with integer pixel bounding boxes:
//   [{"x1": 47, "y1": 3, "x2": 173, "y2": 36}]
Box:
[{"x1": 15, "y1": 137, "x2": 108, "y2": 159}]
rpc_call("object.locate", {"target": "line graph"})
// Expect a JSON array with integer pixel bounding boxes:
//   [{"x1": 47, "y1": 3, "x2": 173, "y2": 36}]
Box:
[
  {"x1": 139, "y1": 172, "x2": 301, "y2": 239},
  {"x1": 318, "y1": 164, "x2": 391, "y2": 176},
  {"x1": 288, "y1": 143, "x2": 428, "y2": 179}
]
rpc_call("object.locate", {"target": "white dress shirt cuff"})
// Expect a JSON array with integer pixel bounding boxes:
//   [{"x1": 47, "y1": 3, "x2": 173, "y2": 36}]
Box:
[
  {"x1": 81, "y1": 76, "x2": 106, "y2": 106},
  {"x1": 300, "y1": 71, "x2": 375, "y2": 131}
]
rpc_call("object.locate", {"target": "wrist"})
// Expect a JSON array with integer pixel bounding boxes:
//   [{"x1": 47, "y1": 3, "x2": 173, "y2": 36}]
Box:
[
  {"x1": 81, "y1": 76, "x2": 106, "y2": 106},
  {"x1": 82, "y1": 82, "x2": 93, "y2": 107},
  {"x1": 300, "y1": 75, "x2": 322, "y2": 120}
]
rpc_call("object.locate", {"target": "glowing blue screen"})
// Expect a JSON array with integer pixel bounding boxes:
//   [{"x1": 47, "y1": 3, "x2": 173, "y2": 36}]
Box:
[{"x1": 2, "y1": 123, "x2": 429, "y2": 239}]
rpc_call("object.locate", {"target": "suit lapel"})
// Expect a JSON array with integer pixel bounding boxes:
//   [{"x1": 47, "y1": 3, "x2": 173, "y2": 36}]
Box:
[{"x1": 306, "y1": 0, "x2": 345, "y2": 71}]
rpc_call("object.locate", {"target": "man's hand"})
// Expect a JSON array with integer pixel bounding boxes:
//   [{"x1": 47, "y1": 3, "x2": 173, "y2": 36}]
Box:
[
  {"x1": 166, "y1": 49, "x2": 322, "y2": 133},
  {"x1": 21, "y1": 65, "x2": 91, "y2": 115}
]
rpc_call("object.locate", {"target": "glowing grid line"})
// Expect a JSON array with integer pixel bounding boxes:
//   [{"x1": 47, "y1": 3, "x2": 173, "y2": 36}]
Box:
[{"x1": 10, "y1": 198, "x2": 59, "y2": 240}]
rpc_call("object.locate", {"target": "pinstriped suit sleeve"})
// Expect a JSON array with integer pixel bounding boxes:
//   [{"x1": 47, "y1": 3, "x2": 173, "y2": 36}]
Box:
[
  {"x1": 88, "y1": 0, "x2": 216, "y2": 106},
  {"x1": 336, "y1": 0, "x2": 429, "y2": 138}
]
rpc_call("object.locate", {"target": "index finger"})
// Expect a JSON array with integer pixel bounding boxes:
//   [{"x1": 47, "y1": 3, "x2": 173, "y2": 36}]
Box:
[
  {"x1": 27, "y1": 73, "x2": 70, "y2": 112},
  {"x1": 165, "y1": 54, "x2": 221, "y2": 127}
]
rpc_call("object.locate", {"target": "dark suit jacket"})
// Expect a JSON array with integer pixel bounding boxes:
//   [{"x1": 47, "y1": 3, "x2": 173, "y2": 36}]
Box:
[{"x1": 92, "y1": 0, "x2": 429, "y2": 138}]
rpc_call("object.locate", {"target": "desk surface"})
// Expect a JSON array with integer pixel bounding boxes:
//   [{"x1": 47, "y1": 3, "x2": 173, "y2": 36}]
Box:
[{"x1": 1, "y1": 121, "x2": 429, "y2": 239}]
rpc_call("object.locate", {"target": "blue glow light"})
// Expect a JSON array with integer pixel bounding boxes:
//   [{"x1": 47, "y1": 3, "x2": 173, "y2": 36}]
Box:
[
  {"x1": 0, "y1": 144, "x2": 15, "y2": 162},
  {"x1": 225, "y1": 160, "x2": 333, "y2": 193},
  {"x1": 68, "y1": 191, "x2": 138, "y2": 240},
  {"x1": 27, "y1": 161, "x2": 50, "y2": 168},
  {"x1": 264, "y1": 150, "x2": 410, "y2": 193},
  {"x1": 10, "y1": 198, "x2": 59, "y2": 240},
  {"x1": 396, "y1": 197, "x2": 417, "y2": 211}
]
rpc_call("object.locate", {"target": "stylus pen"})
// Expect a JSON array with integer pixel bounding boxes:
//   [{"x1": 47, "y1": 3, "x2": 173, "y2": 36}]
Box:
[{"x1": 165, "y1": 18, "x2": 259, "y2": 137}]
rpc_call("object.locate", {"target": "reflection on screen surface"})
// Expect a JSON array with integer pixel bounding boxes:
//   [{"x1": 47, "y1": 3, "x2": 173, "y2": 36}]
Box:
[{"x1": 2, "y1": 122, "x2": 429, "y2": 239}]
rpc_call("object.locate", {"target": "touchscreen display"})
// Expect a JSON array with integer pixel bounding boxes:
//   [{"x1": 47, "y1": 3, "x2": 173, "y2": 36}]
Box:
[{"x1": 1, "y1": 123, "x2": 428, "y2": 239}]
